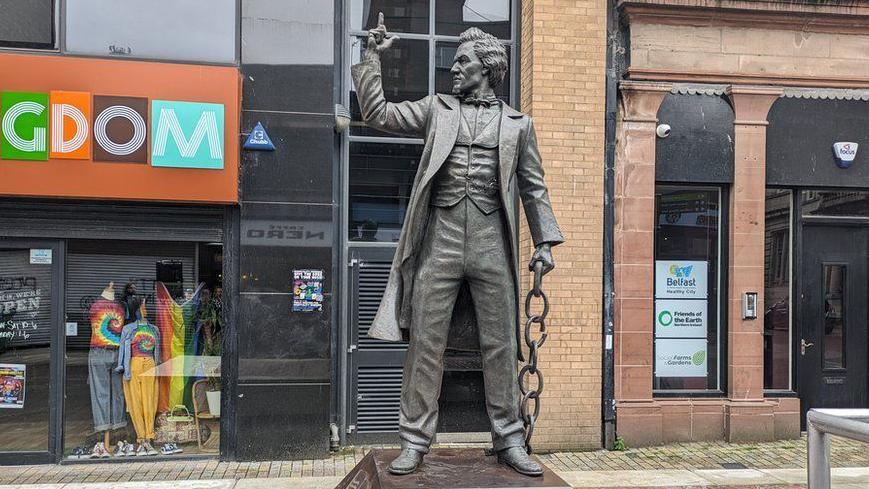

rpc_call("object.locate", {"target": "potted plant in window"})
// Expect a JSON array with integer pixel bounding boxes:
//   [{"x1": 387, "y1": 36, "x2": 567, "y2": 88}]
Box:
[{"x1": 200, "y1": 287, "x2": 223, "y2": 416}]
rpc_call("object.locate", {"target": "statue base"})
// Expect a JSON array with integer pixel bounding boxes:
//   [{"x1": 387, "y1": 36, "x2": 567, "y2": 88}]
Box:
[{"x1": 335, "y1": 448, "x2": 571, "y2": 489}]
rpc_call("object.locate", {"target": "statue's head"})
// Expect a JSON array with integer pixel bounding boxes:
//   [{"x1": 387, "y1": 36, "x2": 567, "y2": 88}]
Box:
[{"x1": 451, "y1": 27, "x2": 508, "y2": 96}]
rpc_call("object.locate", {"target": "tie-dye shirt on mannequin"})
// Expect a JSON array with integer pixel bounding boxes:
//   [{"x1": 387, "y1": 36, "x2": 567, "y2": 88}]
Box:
[
  {"x1": 131, "y1": 322, "x2": 159, "y2": 357},
  {"x1": 89, "y1": 298, "x2": 125, "y2": 348}
]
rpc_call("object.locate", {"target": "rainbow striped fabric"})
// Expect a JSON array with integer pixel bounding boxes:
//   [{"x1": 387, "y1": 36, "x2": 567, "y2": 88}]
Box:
[
  {"x1": 155, "y1": 282, "x2": 204, "y2": 413},
  {"x1": 89, "y1": 298, "x2": 125, "y2": 348}
]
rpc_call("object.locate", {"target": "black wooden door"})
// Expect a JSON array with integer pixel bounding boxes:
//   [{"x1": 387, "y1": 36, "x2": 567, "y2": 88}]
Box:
[{"x1": 800, "y1": 225, "x2": 869, "y2": 424}]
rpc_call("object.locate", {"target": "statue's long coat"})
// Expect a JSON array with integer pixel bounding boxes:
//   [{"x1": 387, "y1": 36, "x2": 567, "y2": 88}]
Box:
[{"x1": 352, "y1": 58, "x2": 564, "y2": 353}]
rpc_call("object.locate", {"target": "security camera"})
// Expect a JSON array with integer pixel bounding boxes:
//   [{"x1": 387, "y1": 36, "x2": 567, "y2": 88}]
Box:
[{"x1": 656, "y1": 124, "x2": 671, "y2": 138}]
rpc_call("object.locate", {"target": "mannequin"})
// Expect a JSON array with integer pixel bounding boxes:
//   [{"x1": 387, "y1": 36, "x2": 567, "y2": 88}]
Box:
[
  {"x1": 116, "y1": 298, "x2": 161, "y2": 456},
  {"x1": 87, "y1": 282, "x2": 126, "y2": 458}
]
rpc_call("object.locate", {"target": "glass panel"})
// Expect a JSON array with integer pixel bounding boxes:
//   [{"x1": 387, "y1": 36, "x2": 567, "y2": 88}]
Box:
[
  {"x1": 434, "y1": 41, "x2": 510, "y2": 105},
  {"x1": 65, "y1": 0, "x2": 236, "y2": 63},
  {"x1": 349, "y1": 0, "x2": 429, "y2": 34},
  {"x1": 823, "y1": 264, "x2": 845, "y2": 369},
  {"x1": 764, "y1": 189, "x2": 791, "y2": 390},
  {"x1": 0, "y1": 0, "x2": 54, "y2": 49},
  {"x1": 64, "y1": 240, "x2": 223, "y2": 459},
  {"x1": 654, "y1": 187, "x2": 720, "y2": 391},
  {"x1": 0, "y1": 248, "x2": 53, "y2": 451},
  {"x1": 435, "y1": 0, "x2": 511, "y2": 39},
  {"x1": 802, "y1": 191, "x2": 869, "y2": 218},
  {"x1": 349, "y1": 142, "x2": 423, "y2": 242},
  {"x1": 350, "y1": 37, "x2": 430, "y2": 137}
]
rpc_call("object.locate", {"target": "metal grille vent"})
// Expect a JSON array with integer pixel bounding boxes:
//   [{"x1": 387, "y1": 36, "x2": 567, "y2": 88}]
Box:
[
  {"x1": 356, "y1": 366, "x2": 403, "y2": 433},
  {"x1": 357, "y1": 261, "x2": 407, "y2": 351}
]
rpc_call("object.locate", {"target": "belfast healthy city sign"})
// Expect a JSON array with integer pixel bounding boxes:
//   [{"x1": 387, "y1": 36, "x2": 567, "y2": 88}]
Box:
[{"x1": 0, "y1": 91, "x2": 224, "y2": 169}]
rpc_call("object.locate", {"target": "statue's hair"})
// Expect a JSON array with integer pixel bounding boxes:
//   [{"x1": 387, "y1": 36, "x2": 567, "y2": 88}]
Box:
[{"x1": 459, "y1": 28, "x2": 508, "y2": 88}]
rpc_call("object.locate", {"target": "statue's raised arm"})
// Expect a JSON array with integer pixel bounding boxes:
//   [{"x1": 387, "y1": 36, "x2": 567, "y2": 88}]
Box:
[{"x1": 351, "y1": 12, "x2": 431, "y2": 138}]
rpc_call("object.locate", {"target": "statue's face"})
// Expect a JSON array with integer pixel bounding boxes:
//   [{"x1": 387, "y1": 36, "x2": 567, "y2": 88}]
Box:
[{"x1": 451, "y1": 42, "x2": 486, "y2": 95}]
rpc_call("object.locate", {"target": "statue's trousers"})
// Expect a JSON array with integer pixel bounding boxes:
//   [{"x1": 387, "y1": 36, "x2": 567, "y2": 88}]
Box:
[{"x1": 399, "y1": 198, "x2": 525, "y2": 453}]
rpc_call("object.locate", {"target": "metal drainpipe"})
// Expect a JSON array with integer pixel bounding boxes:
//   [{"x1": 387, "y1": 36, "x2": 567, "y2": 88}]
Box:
[{"x1": 602, "y1": 0, "x2": 626, "y2": 451}]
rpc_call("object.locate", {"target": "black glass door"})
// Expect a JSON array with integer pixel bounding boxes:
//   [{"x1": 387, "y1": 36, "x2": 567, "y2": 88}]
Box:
[
  {"x1": 799, "y1": 226, "x2": 869, "y2": 425},
  {"x1": 0, "y1": 240, "x2": 63, "y2": 464}
]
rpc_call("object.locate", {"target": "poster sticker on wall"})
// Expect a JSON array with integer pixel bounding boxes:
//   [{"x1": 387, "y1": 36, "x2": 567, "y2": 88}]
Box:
[
  {"x1": 655, "y1": 299, "x2": 707, "y2": 338},
  {"x1": 655, "y1": 338, "x2": 707, "y2": 378},
  {"x1": 0, "y1": 363, "x2": 26, "y2": 409},
  {"x1": 293, "y1": 269, "x2": 324, "y2": 312},
  {"x1": 29, "y1": 249, "x2": 52, "y2": 264},
  {"x1": 655, "y1": 260, "x2": 708, "y2": 299}
]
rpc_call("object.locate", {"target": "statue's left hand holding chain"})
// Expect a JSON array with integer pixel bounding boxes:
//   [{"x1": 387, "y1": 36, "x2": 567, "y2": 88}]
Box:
[{"x1": 529, "y1": 243, "x2": 554, "y2": 276}]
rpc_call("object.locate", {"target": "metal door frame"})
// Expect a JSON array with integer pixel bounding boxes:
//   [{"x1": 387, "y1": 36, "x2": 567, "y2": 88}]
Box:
[
  {"x1": 0, "y1": 238, "x2": 65, "y2": 465},
  {"x1": 794, "y1": 191, "x2": 869, "y2": 424}
]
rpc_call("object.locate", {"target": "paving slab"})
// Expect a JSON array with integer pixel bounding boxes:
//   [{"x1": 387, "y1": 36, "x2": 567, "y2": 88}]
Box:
[
  {"x1": 63, "y1": 482, "x2": 236, "y2": 489},
  {"x1": 694, "y1": 469, "x2": 787, "y2": 486},
  {"x1": 235, "y1": 476, "x2": 342, "y2": 488},
  {"x1": 557, "y1": 470, "x2": 709, "y2": 487}
]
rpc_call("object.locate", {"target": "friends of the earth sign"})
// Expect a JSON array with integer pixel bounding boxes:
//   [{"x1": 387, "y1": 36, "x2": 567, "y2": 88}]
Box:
[{"x1": 0, "y1": 91, "x2": 224, "y2": 169}]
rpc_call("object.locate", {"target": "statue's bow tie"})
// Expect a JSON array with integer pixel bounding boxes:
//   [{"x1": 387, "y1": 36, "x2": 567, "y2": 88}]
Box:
[{"x1": 461, "y1": 96, "x2": 499, "y2": 107}]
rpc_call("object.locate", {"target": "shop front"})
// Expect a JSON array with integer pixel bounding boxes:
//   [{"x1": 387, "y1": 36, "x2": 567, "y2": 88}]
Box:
[
  {"x1": 613, "y1": 0, "x2": 869, "y2": 446},
  {"x1": 0, "y1": 50, "x2": 240, "y2": 464}
]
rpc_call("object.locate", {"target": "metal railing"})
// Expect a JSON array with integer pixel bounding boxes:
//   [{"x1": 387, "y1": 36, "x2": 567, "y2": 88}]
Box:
[{"x1": 807, "y1": 408, "x2": 869, "y2": 488}]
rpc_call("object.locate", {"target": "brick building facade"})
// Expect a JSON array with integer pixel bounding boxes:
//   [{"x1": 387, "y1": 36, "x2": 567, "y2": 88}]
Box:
[
  {"x1": 613, "y1": 0, "x2": 869, "y2": 447},
  {"x1": 518, "y1": 0, "x2": 607, "y2": 451}
]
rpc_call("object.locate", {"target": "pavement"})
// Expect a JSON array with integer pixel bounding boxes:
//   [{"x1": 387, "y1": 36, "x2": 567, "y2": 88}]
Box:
[{"x1": 2, "y1": 435, "x2": 869, "y2": 488}]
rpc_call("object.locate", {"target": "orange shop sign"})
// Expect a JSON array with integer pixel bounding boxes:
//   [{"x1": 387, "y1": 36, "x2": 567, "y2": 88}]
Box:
[{"x1": 0, "y1": 53, "x2": 239, "y2": 203}]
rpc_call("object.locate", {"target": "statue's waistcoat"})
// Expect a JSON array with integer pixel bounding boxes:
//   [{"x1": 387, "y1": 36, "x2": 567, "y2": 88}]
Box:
[{"x1": 431, "y1": 103, "x2": 502, "y2": 215}]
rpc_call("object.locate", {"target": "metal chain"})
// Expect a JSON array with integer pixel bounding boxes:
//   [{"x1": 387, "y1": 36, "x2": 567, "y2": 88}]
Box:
[{"x1": 520, "y1": 260, "x2": 549, "y2": 454}]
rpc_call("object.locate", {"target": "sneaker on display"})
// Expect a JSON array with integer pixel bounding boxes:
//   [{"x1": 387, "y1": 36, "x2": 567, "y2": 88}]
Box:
[
  {"x1": 114, "y1": 441, "x2": 126, "y2": 457},
  {"x1": 135, "y1": 444, "x2": 148, "y2": 457},
  {"x1": 124, "y1": 442, "x2": 136, "y2": 457},
  {"x1": 143, "y1": 441, "x2": 158, "y2": 456},
  {"x1": 160, "y1": 444, "x2": 174, "y2": 455},
  {"x1": 171, "y1": 443, "x2": 183, "y2": 454},
  {"x1": 90, "y1": 442, "x2": 109, "y2": 459}
]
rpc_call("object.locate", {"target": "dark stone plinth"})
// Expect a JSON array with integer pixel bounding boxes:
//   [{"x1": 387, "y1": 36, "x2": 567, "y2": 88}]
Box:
[{"x1": 335, "y1": 448, "x2": 571, "y2": 489}]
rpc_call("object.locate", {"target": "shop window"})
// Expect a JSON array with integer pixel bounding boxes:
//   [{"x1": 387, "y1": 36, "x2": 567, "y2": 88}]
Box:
[
  {"x1": 802, "y1": 190, "x2": 869, "y2": 218},
  {"x1": 764, "y1": 189, "x2": 791, "y2": 391},
  {"x1": 0, "y1": 0, "x2": 55, "y2": 50},
  {"x1": 63, "y1": 240, "x2": 223, "y2": 460},
  {"x1": 654, "y1": 186, "x2": 721, "y2": 392},
  {"x1": 65, "y1": 0, "x2": 236, "y2": 63}
]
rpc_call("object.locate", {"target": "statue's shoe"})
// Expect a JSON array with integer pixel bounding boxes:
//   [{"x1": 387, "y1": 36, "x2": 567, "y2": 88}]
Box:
[
  {"x1": 387, "y1": 448, "x2": 424, "y2": 475},
  {"x1": 497, "y1": 446, "x2": 544, "y2": 477}
]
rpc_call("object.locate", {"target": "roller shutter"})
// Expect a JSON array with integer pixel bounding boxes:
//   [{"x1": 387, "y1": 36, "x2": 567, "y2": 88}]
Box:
[{"x1": 64, "y1": 240, "x2": 197, "y2": 351}]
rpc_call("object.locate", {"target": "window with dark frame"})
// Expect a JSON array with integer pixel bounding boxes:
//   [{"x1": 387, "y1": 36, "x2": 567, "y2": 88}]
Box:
[
  {"x1": 653, "y1": 186, "x2": 721, "y2": 392},
  {"x1": 0, "y1": 0, "x2": 55, "y2": 50},
  {"x1": 763, "y1": 189, "x2": 792, "y2": 391},
  {"x1": 346, "y1": 0, "x2": 515, "y2": 242}
]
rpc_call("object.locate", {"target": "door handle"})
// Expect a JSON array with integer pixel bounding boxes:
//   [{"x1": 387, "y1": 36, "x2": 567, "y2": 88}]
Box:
[{"x1": 801, "y1": 339, "x2": 815, "y2": 356}]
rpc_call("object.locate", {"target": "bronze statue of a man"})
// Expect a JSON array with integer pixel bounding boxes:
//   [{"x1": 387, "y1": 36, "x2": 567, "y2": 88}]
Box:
[{"x1": 352, "y1": 14, "x2": 564, "y2": 477}]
